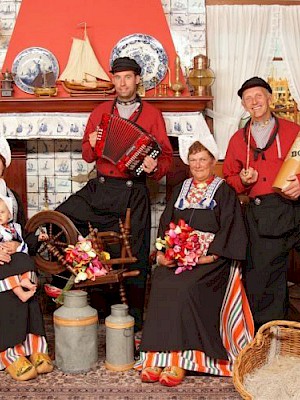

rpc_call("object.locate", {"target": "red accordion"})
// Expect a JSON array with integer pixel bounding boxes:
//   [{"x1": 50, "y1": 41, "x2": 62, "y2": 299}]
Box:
[{"x1": 95, "y1": 113, "x2": 161, "y2": 177}]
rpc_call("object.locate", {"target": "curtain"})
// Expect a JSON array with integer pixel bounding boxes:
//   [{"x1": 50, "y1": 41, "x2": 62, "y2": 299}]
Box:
[
  {"x1": 206, "y1": 5, "x2": 277, "y2": 159},
  {"x1": 279, "y1": 6, "x2": 300, "y2": 107}
]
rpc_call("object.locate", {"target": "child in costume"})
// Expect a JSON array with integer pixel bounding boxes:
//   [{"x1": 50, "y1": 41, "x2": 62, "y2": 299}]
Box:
[{"x1": 0, "y1": 183, "x2": 48, "y2": 302}]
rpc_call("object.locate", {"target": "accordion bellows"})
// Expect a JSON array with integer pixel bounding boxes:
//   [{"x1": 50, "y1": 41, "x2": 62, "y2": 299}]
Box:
[{"x1": 95, "y1": 113, "x2": 161, "y2": 176}]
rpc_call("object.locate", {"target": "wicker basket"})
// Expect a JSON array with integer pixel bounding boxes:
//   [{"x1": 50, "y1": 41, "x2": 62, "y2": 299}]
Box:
[{"x1": 233, "y1": 320, "x2": 300, "y2": 400}]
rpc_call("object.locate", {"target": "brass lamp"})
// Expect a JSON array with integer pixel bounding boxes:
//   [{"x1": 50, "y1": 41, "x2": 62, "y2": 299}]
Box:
[{"x1": 188, "y1": 54, "x2": 215, "y2": 96}]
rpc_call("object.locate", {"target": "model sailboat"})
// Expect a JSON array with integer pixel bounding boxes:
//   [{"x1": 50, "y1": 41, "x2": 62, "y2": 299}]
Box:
[{"x1": 59, "y1": 24, "x2": 115, "y2": 93}]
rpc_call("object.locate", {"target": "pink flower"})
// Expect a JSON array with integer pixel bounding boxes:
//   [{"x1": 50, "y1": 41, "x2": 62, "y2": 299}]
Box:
[{"x1": 155, "y1": 220, "x2": 215, "y2": 275}]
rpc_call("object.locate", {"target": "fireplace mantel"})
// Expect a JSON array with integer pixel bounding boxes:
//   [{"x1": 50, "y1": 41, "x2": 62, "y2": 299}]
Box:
[{"x1": 0, "y1": 96, "x2": 213, "y2": 114}]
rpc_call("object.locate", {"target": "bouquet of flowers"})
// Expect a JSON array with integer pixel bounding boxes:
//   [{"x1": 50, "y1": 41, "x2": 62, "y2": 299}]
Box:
[
  {"x1": 64, "y1": 235, "x2": 110, "y2": 283},
  {"x1": 45, "y1": 235, "x2": 111, "y2": 304},
  {"x1": 156, "y1": 219, "x2": 215, "y2": 274}
]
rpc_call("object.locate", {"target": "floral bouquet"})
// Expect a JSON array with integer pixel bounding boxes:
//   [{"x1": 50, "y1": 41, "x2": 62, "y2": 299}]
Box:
[
  {"x1": 64, "y1": 235, "x2": 110, "y2": 283},
  {"x1": 155, "y1": 219, "x2": 215, "y2": 274},
  {"x1": 45, "y1": 235, "x2": 111, "y2": 304}
]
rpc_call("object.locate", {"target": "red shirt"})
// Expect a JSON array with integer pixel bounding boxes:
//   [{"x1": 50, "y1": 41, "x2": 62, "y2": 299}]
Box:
[
  {"x1": 82, "y1": 100, "x2": 173, "y2": 181},
  {"x1": 223, "y1": 118, "x2": 300, "y2": 198}
]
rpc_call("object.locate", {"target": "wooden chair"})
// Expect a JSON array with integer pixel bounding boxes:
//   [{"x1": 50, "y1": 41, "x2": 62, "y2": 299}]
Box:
[{"x1": 25, "y1": 208, "x2": 139, "y2": 304}]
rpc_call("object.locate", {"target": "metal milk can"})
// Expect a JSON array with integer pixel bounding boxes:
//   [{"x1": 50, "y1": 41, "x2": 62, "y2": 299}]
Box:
[
  {"x1": 105, "y1": 304, "x2": 135, "y2": 371},
  {"x1": 53, "y1": 290, "x2": 98, "y2": 373}
]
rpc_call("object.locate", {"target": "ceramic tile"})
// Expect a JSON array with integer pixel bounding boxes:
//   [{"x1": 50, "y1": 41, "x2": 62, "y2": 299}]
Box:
[
  {"x1": 27, "y1": 193, "x2": 39, "y2": 208},
  {"x1": 55, "y1": 176, "x2": 72, "y2": 193},
  {"x1": 38, "y1": 176, "x2": 55, "y2": 192},
  {"x1": 38, "y1": 158, "x2": 55, "y2": 175},
  {"x1": 37, "y1": 140, "x2": 55, "y2": 157},
  {"x1": 70, "y1": 140, "x2": 82, "y2": 154},
  {"x1": 38, "y1": 193, "x2": 55, "y2": 210},
  {"x1": 28, "y1": 208, "x2": 39, "y2": 219},
  {"x1": 27, "y1": 140, "x2": 38, "y2": 158},
  {"x1": 71, "y1": 159, "x2": 88, "y2": 175},
  {"x1": 54, "y1": 140, "x2": 71, "y2": 156},
  {"x1": 27, "y1": 176, "x2": 39, "y2": 193},
  {"x1": 26, "y1": 159, "x2": 38, "y2": 175},
  {"x1": 55, "y1": 193, "x2": 71, "y2": 208},
  {"x1": 54, "y1": 158, "x2": 71, "y2": 175},
  {"x1": 71, "y1": 181, "x2": 87, "y2": 193}
]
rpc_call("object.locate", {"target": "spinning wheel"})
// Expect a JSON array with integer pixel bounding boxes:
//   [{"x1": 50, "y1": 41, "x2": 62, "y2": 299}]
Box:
[
  {"x1": 25, "y1": 210, "x2": 80, "y2": 274},
  {"x1": 25, "y1": 209, "x2": 140, "y2": 304}
]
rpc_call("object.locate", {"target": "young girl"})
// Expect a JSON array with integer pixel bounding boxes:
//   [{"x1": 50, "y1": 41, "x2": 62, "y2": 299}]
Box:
[
  {"x1": 0, "y1": 136, "x2": 53, "y2": 381},
  {"x1": 0, "y1": 193, "x2": 47, "y2": 302}
]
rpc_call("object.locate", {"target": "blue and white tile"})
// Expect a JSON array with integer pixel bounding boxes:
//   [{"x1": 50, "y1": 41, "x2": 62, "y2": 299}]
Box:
[
  {"x1": 27, "y1": 175, "x2": 39, "y2": 193},
  {"x1": 54, "y1": 140, "x2": 71, "y2": 156},
  {"x1": 55, "y1": 176, "x2": 72, "y2": 193},
  {"x1": 55, "y1": 193, "x2": 71, "y2": 208},
  {"x1": 38, "y1": 192, "x2": 55, "y2": 210},
  {"x1": 38, "y1": 176, "x2": 55, "y2": 192},
  {"x1": 26, "y1": 158, "x2": 38, "y2": 175},
  {"x1": 37, "y1": 140, "x2": 55, "y2": 157},
  {"x1": 71, "y1": 159, "x2": 88, "y2": 175},
  {"x1": 55, "y1": 158, "x2": 71, "y2": 175},
  {"x1": 38, "y1": 158, "x2": 55, "y2": 175},
  {"x1": 27, "y1": 140, "x2": 38, "y2": 157}
]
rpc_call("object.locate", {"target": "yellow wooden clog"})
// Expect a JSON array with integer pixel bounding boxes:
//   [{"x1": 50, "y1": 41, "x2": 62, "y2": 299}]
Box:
[
  {"x1": 29, "y1": 352, "x2": 54, "y2": 374},
  {"x1": 5, "y1": 356, "x2": 37, "y2": 381}
]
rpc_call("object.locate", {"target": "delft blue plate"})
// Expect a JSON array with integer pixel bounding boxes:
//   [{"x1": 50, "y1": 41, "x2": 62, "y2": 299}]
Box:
[
  {"x1": 110, "y1": 34, "x2": 168, "y2": 90},
  {"x1": 12, "y1": 47, "x2": 59, "y2": 94}
]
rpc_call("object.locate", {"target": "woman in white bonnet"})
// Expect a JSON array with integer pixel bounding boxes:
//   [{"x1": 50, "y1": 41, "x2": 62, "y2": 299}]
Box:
[
  {"x1": 0, "y1": 136, "x2": 53, "y2": 381},
  {"x1": 136, "y1": 134, "x2": 254, "y2": 386}
]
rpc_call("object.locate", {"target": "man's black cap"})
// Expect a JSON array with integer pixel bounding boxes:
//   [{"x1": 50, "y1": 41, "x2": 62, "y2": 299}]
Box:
[
  {"x1": 237, "y1": 76, "x2": 272, "y2": 98},
  {"x1": 110, "y1": 57, "x2": 142, "y2": 75}
]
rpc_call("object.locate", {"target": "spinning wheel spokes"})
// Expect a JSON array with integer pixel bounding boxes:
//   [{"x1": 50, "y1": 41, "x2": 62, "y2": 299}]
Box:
[{"x1": 25, "y1": 210, "x2": 79, "y2": 274}]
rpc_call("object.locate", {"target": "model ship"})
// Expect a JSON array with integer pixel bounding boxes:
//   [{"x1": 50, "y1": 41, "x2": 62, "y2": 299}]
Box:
[
  {"x1": 33, "y1": 70, "x2": 57, "y2": 97},
  {"x1": 58, "y1": 24, "x2": 115, "y2": 95}
]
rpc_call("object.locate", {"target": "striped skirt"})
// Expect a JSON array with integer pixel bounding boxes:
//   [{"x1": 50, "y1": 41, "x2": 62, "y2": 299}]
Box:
[{"x1": 135, "y1": 261, "x2": 254, "y2": 376}]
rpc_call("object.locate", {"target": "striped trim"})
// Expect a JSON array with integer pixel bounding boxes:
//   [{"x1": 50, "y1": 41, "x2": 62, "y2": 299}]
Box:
[
  {"x1": 0, "y1": 275, "x2": 21, "y2": 292},
  {"x1": 220, "y1": 261, "x2": 254, "y2": 361},
  {"x1": 0, "y1": 334, "x2": 48, "y2": 370},
  {"x1": 0, "y1": 271, "x2": 37, "y2": 293},
  {"x1": 134, "y1": 261, "x2": 254, "y2": 377}
]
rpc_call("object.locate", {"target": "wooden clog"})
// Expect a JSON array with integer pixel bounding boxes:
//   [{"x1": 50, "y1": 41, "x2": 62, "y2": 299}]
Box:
[
  {"x1": 5, "y1": 356, "x2": 37, "y2": 381},
  {"x1": 29, "y1": 353, "x2": 54, "y2": 374},
  {"x1": 159, "y1": 366, "x2": 185, "y2": 386},
  {"x1": 141, "y1": 366, "x2": 163, "y2": 383}
]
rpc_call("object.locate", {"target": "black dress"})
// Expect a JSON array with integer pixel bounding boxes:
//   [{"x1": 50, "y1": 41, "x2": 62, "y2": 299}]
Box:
[
  {"x1": 139, "y1": 179, "x2": 249, "y2": 362},
  {"x1": 0, "y1": 190, "x2": 45, "y2": 352}
]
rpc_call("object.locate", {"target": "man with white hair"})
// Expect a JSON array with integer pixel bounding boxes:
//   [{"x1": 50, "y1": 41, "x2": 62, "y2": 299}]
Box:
[{"x1": 223, "y1": 76, "x2": 300, "y2": 330}]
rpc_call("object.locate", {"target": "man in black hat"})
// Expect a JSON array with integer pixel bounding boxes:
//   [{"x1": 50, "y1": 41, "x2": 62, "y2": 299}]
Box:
[
  {"x1": 57, "y1": 56, "x2": 173, "y2": 332},
  {"x1": 223, "y1": 76, "x2": 300, "y2": 330}
]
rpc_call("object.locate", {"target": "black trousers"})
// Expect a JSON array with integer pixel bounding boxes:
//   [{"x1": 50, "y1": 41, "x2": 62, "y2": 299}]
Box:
[
  {"x1": 56, "y1": 175, "x2": 151, "y2": 331},
  {"x1": 244, "y1": 194, "x2": 300, "y2": 325}
]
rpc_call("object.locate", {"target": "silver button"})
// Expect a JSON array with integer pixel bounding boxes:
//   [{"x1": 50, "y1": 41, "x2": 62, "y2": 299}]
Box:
[
  {"x1": 126, "y1": 180, "x2": 133, "y2": 188},
  {"x1": 99, "y1": 176, "x2": 105, "y2": 183},
  {"x1": 254, "y1": 198, "x2": 261, "y2": 205}
]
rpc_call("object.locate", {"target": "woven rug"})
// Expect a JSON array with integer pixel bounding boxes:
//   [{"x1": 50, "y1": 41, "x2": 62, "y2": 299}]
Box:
[{"x1": 0, "y1": 314, "x2": 241, "y2": 400}]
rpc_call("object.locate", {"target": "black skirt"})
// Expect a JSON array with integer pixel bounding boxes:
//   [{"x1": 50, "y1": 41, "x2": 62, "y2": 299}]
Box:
[
  {"x1": 140, "y1": 258, "x2": 230, "y2": 360},
  {"x1": 0, "y1": 253, "x2": 45, "y2": 351}
]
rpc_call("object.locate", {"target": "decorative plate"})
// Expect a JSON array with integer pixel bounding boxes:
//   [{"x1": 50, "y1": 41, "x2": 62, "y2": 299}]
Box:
[
  {"x1": 110, "y1": 34, "x2": 168, "y2": 90},
  {"x1": 12, "y1": 47, "x2": 59, "y2": 94}
]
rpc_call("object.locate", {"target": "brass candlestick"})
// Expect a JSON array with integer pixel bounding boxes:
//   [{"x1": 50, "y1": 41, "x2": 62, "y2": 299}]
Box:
[{"x1": 168, "y1": 54, "x2": 185, "y2": 97}]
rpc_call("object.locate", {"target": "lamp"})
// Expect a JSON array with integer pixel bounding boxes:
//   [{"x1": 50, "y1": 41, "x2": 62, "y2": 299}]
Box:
[
  {"x1": 1, "y1": 70, "x2": 14, "y2": 97},
  {"x1": 188, "y1": 54, "x2": 215, "y2": 96}
]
